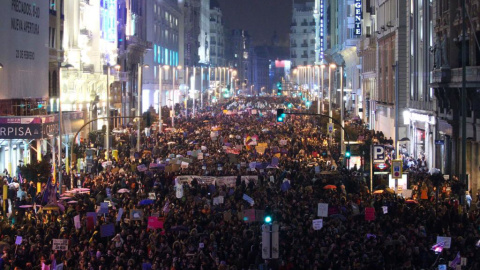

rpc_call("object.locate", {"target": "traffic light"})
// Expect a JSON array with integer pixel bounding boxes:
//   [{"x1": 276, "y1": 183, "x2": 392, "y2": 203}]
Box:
[
  {"x1": 345, "y1": 145, "x2": 351, "y2": 159},
  {"x1": 276, "y1": 109, "x2": 285, "y2": 122},
  {"x1": 287, "y1": 103, "x2": 293, "y2": 108},
  {"x1": 264, "y1": 215, "x2": 272, "y2": 224},
  {"x1": 277, "y1": 81, "x2": 282, "y2": 90}
]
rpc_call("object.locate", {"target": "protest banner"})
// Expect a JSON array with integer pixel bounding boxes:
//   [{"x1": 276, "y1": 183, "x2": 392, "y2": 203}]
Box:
[
  {"x1": 312, "y1": 219, "x2": 323, "y2": 230},
  {"x1": 317, "y1": 203, "x2": 328, "y2": 217}
]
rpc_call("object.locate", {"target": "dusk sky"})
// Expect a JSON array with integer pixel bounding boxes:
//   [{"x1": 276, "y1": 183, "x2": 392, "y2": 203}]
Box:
[{"x1": 218, "y1": 0, "x2": 297, "y2": 46}]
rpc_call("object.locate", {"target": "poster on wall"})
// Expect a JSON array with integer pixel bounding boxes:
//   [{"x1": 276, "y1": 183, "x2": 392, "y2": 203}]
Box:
[{"x1": 0, "y1": 0, "x2": 49, "y2": 99}]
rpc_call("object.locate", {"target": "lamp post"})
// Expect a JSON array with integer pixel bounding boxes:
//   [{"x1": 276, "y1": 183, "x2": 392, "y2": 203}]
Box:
[
  {"x1": 185, "y1": 66, "x2": 189, "y2": 118},
  {"x1": 106, "y1": 64, "x2": 120, "y2": 160},
  {"x1": 200, "y1": 66, "x2": 204, "y2": 108},
  {"x1": 339, "y1": 64, "x2": 345, "y2": 155},
  {"x1": 320, "y1": 60, "x2": 326, "y2": 113},
  {"x1": 58, "y1": 63, "x2": 73, "y2": 193},
  {"x1": 159, "y1": 65, "x2": 169, "y2": 133},
  {"x1": 328, "y1": 63, "x2": 337, "y2": 147},
  {"x1": 172, "y1": 65, "x2": 182, "y2": 126},
  {"x1": 192, "y1": 66, "x2": 196, "y2": 116},
  {"x1": 137, "y1": 64, "x2": 149, "y2": 151}
]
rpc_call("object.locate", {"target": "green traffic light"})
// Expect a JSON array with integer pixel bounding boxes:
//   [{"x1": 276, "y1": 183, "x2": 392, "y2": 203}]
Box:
[
  {"x1": 277, "y1": 116, "x2": 283, "y2": 122},
  {"x1": 287, "y1": 103, "x2": 292, "y2": 108},
  {"x1": 264, "y1": 216, "x2": 272, "y2": 223},
  {"x1": 345, "y1": 152, "x2": 351, "y2": 158}
]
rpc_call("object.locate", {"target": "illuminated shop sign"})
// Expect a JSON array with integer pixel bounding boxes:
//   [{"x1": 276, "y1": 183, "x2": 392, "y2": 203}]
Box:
[
  {"x1": 354, "y1": 0, "x2": 362, "y2": 35},
  {"x1": 101, "y1": 0, "x2": 116, "y2": 42},
  {"x1": 320, "y1": 0, "x2": 324, "y2": 60}
]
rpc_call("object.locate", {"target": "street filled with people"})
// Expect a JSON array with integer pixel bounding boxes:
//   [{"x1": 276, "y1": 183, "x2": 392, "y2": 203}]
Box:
[{"x1": 1, "y1": 97, "x2": 479, "y2": 270}]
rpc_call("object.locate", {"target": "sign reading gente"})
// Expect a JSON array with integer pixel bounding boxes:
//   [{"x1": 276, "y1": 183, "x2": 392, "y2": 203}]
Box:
[{"x1": 354, "y1": 0, "x2": 362, "y2": 35}]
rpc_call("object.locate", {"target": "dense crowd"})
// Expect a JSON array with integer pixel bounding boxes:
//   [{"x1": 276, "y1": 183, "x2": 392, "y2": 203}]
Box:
[{"x1": 0, "y1": 97, "x2": 479, "y2": 270}]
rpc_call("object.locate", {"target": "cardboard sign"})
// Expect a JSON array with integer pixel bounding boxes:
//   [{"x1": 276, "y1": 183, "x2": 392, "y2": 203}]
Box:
[
  {"x1": 52, "y1": 239, "x2": 68, "y2": 251},
  {"x1": 365, "y1": 207, "x2": 375, "y2": 221},
  {"x1": 317, "y1": 203, "x2": 328, "y2": 217},
  {"x1": 312, "y1": 219, "x2": 323, "y2": 230},
  {"x1": 147, "y1": 217, "x2": 164, "y2": 229},
  {"x1": 100, "y1": 224, "x2": 115, "y2": 238},
  {"x1": 15, "y1": 236, "x2": 22, "y2": 245},
  {"x1": 382, "y1": 206, "x2": 388, "y2": 214},
  {"x1": 401, "y1": 189, "x2": 413, "y2": 198},
  {"x1": 436, "y1": 236, "x2": 452, "y2": 248},
  {"x1": 74, "y1": 215, "x2": 81, "y2": 229},
  {"x1": 148, "y1": 193, "x2": 156, "y2": 200},
  {"x1": 116, "y1": 208, "x2": 124, "y2": 222}
]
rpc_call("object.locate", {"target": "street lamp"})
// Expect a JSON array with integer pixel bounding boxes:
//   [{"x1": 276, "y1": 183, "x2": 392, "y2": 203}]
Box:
[
  {"x1": 57, "y1": 63, "x2": 73, "y2": 194},
  {"x1": 106, "y1": 64, "x2": 121, "y2": 160},
  {"x1": 328, "y1": 63, "x2": 337, "y2": 147},
  {"x1": 159, "y1": 65, "x2": 169, "y2": 133},
  {"x1": 319, "y1": 60, "x2": 326, "y2": 113},
  {"x1": 0, "y1": 63, "x2": 3, "y2": 69},
  {"x1": 137, "y1": 64, "x2": 149, "y2": 151},
  {"x1": 171, "y1": 65, "x2": 182, "y2": 127}
]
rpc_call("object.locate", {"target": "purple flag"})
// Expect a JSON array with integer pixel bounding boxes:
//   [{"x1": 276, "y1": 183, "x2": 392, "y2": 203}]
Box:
[{"x1": 449, "y1": 252, "x2": 461, "y2": 268}]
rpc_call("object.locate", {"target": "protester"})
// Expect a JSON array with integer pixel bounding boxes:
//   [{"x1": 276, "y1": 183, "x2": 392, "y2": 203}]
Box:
[{"x1": 0, "y1": 97, "x2": 478, "y2": 270}]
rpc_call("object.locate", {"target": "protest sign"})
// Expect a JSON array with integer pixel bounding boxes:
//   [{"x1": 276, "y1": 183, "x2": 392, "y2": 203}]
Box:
[
  {"x1": 312, "y1": 219, "x2": 323, "y2": 230},
  {"x1": 243, "y1": 209, "x2": 256, "y2": 222},
  {"x1": 52, "y1": 239, "x2": 68, "y2": 251},
  {"x1": 130, "y1": 209, "x2": 144, "y2": 220},
  {"x1": 382, "y1": 206, "x2": 388, "y2": 214},
  {"x1": 86, "y1": 212, "x2": 97, "y2": 224},
  {"x1": 147, "y1": 217, "x2": 164, "y2": 229},
  {"x1": 116, "y1": 208, "x2": 124, "y2": 222},
  {"x1": 365, "y1": 207, "x2": 376, "y2": 221},
  {"x1": 436, "y1": 236, "x2": 452, "y2": 248},
  {"x1": 317, "y1": 203, "x2": 328, "y2": 217},
  {"x1": 100, "y1": 224, "x2": 115, "y2": 238},
  {"x1": 74, "y1": 215, "x2": 81, "y2": 229},
  {"x1": 15, "y1": 236, "x2": 22, "y2": 245}
]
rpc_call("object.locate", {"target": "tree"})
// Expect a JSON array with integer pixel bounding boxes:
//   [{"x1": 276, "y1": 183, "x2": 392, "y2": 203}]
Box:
[{"x1": 18, "y1": 159, "x2": 52, "y2": 183}]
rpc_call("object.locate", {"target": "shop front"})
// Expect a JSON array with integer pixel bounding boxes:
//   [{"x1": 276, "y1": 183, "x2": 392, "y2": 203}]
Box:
[{"x1": 0, "y1": 113, "x2": 84, "y2": 177}]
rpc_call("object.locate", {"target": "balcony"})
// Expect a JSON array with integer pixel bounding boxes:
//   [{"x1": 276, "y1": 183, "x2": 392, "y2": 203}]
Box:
[
  {"x1": 431, "y1": 66, "x2": 480, "y2": 88},
  {"x1": 210, "y1": 41, "x2": 216, "y2": 45},
  {"x1": 301, "y1": 54, "x2": 308, "y2": 58},
  {"x1": 291, "y1": 43, "x2": 297, "y2": 48},
  {"x1": 301, "y1": 43, "x2": 308, "y2": 47},
  {"x1": 126, "y1": 35, "x2": 152, "y2": 50},
  {"x1": 291, "y1": 55, "x2": 297, "y2": 58},
  {"x1": 291, "y1": 22, "x2": 297, "y2": 26}
]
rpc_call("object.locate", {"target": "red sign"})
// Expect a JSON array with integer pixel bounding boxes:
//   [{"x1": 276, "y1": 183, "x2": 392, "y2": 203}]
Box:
[{"x1": 365, "y1": 207, "x2": 375, "y2": 221}]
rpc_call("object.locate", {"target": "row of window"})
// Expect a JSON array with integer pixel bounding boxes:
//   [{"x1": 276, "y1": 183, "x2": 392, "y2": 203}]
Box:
[
  {"x1": 153, "y1": 5, "x2": 178, "y2": 28},
  {"x1": 153, "y1": 44, "x2": 179, "y2": 66}
]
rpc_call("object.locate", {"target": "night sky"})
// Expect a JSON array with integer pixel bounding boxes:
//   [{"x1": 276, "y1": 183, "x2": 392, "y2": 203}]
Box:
[{"x1": 218, "y1": 0, "x2": 300, "y2": 46}]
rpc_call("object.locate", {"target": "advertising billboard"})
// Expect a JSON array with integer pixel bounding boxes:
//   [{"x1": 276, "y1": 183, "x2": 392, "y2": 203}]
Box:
[{"x1": 0, "y1": 0, "x2": 49, "y2": 99}]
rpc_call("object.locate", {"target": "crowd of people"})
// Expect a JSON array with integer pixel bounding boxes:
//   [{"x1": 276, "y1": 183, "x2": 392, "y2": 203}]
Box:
[{"x1": 0, "y1": 97, "x2": 479, "y2": 270}]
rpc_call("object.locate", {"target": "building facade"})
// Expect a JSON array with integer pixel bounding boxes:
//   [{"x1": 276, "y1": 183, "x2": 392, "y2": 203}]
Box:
[
  {"x1": 143, "y1": 0, "x2": 182, "y2": 112},
  {"x1": 431, "y1": 0, "x2": 480, "y2": 193},
  {"x1": 209, "y1": 1, "x2": 226, "y2": 67},
  {"x1": 290, "y1": 1, "x2": 316, "y2": 67}
]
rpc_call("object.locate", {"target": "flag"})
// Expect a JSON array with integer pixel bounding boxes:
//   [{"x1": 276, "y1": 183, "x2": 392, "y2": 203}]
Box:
[
  {"x1": 242, "y1": 194, "x2": 254, "y2": 205},
  {"x1": 449, "y1": 252, "x2": 461, "y2": 268},
  {"x1": 431, "y1": 241, "x2": 445, "y2": 253},
  {"x1": 162, "y1": 199, "x2": 170, "y2": 214},
  {"x1": 18, "y1": 173, "x2": 23, "y2": 184}
]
